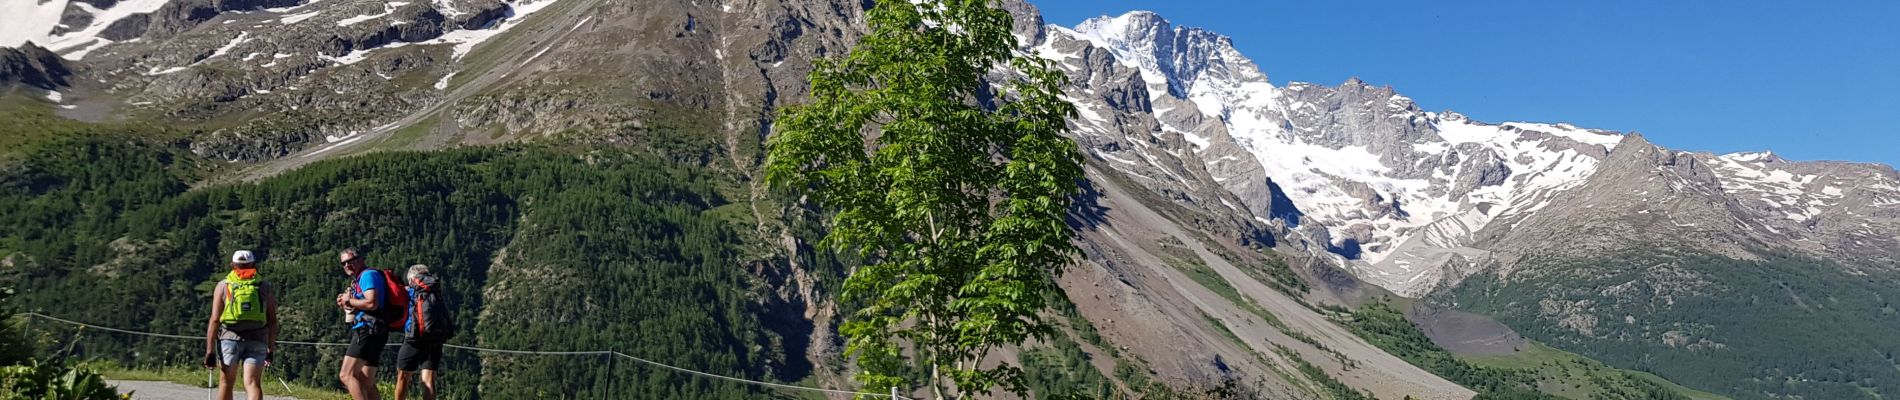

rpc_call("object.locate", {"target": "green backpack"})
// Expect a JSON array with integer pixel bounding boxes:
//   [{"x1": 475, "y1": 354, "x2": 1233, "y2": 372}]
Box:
[{"x1": 220, "y1": 271, "x2": 267, "y2": 324}]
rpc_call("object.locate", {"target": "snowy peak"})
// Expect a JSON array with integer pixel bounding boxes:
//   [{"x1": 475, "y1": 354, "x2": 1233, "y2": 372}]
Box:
[
  {"x1": 1072, "y1": 11, "x2": 1270, "y2": 101},
  {"x1": 1721, "y1": 150, "x2": 1784, "y2": 164},
  {"x1": 1040, "y1": 10, "x2": 1644, "y2": 296}
]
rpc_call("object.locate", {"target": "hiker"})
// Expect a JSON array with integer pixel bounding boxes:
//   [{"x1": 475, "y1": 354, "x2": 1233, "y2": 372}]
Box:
[
  {"x1": 395, "y1": 264, "x2": 455, "y2": 400},
  {"x1": 203, "y1": 250, "x2": 279, "y2": 400},
  {"x1": 335, "y1": 248, "x2": 407, "y2": 400}
]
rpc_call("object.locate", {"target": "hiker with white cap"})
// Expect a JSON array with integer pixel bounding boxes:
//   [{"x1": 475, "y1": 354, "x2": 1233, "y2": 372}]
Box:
[{"x1": 203, "y1": 250, "x2": 279, "y2": 400}]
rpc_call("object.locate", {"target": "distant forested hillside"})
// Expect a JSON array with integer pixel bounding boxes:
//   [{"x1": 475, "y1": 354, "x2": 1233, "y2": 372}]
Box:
[
  {"x1": 1451, "y1": 251, "x2": 1900, "y2": 400},
  {"x1": 1, "y1": 137, "x2": 843, "y2": 399}
]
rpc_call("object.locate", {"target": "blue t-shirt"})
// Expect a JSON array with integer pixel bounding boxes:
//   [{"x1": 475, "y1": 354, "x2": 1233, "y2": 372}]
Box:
[{"x1": 351, "y1": 269, "x2": 387, "y2": 329}]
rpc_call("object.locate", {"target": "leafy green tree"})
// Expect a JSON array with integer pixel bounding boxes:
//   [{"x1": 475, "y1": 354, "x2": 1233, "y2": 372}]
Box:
[{"x1": 764, "y1": 0, "x2": 1083, "y2": 397}]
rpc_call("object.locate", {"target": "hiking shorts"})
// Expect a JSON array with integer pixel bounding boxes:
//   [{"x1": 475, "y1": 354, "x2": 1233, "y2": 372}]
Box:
[
  {"x1": 396, "y1": 337, "x2": 445, "y2": 372},
  {"x1": 346, "y1": 329, "x2": 390, "y2": 366},
  {"x1": 220, "y1": 339, "x2": 268, "y2": 367}
]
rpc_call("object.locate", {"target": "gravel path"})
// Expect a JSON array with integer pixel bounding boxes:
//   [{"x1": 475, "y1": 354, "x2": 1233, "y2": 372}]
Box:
[{"x1": 109, "y1": 380, "x2": 300, "y2": 400}]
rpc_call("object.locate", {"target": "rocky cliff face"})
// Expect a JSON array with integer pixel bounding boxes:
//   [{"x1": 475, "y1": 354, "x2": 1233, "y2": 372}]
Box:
[{"x1": 0, "y1": 43, "x2": 71, "y2": 90}]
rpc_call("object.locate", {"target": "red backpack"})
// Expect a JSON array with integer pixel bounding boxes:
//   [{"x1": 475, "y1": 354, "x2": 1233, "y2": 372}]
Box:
[{"x1": 351, "y1": 268, "x2": 409, "y2": 332}]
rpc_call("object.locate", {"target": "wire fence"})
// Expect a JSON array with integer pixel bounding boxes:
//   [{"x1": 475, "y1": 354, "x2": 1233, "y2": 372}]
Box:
[{"x1": 19, "y1": 312, "x2": 911, "y2": 400}]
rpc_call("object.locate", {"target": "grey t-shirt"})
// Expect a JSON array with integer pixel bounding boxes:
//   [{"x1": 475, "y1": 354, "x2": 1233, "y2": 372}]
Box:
[{"x1": 217, "y1": 281, "x2": 272, "y2": 342}]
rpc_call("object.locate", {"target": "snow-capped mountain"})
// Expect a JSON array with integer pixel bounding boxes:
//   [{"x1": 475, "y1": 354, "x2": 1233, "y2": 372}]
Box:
[
  {"x1": 1030, "y1": 11, "x2": 1900, "y2": 296},
  {"x1": 8, "y1": 0, "x2": 1892, "y2": 301}
]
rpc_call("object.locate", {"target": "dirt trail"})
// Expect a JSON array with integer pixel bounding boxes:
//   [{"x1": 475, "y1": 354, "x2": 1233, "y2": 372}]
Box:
[
  {"x1": 1086, "y1": 170, "x2": 1476, "y2": 400},
  {"x1": 109, "y1": 380, "x2": 300, "y2": 400}
]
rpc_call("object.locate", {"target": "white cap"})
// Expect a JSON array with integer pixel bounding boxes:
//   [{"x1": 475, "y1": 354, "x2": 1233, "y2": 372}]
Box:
[{"x1": 232, "y1": 250, "x2": 256, "y2": 264}]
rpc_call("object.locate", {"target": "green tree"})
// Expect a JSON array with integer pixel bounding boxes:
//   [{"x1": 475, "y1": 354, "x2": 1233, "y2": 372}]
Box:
[{"x1": 764, "y1": 0, "x2": 1083, "y2": 397}]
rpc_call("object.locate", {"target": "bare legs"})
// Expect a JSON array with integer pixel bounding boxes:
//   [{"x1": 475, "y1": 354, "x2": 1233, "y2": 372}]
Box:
[
  {"x1": 418, "y1": 370, "x2": 437, "y2": 400},
  {"x1": 394, "y1": 370, "x2": 438, "y2": 400},
  {"x1": 217, "y1": 363, "x2": 237, "y2": 400},
  {"x1": 242, "y1": 361, "x2": 265, "y2": 400},
  {"x1": 218, "y1": 360, "x2": 264, "y2": 400},
  {"x1": 338, "y1": 356, "x2": 382, "y2": 400},
  {"x1": 394, "y1": 370, "x2": 408, "y2": 400}
]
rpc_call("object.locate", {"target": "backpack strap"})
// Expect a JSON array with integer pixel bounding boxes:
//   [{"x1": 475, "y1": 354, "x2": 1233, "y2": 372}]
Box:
[{"x1": 413, "y1": 287, "x2": 426, "y2": 333}]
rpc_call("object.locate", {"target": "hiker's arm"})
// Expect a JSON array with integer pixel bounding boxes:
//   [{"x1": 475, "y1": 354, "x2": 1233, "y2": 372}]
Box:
[
  {"x1": 345, "y1": 287, "x2": 379, "y2": 311},
  {"x1": 206, "y1": 283, "x2": 224, "y2": 363},
  {"x1": 265, "y1": 283, "x2": 279, "y2": 353}
]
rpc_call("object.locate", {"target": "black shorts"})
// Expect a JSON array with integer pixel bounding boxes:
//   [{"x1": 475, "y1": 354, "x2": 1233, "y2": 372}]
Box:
[
  {"x1": 346, "y1": 329, "x2": 390, "y2": 366},
  {"x1": 396, "y1": 337, "x2": 445, "y2": 372}
]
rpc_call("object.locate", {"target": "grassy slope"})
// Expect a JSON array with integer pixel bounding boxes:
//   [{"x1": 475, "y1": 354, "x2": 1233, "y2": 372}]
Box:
[
  {"x1": 1463, "y1": 343, "x2": 1727, "y2": 400},
  {"x1": 1334, "y1": 300, "x2": 1719, "y2": 400}
]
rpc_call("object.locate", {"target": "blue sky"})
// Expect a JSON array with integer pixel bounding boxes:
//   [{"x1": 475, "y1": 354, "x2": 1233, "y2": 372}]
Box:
[{"x1": 1032, "y1": 1, "x2": 1900, "y2": 166}]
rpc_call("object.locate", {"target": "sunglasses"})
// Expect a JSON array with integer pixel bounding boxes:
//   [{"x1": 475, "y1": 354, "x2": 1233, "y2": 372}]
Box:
[{"x1": 339, "y1": 256, "x2": 359, "y2": 266}]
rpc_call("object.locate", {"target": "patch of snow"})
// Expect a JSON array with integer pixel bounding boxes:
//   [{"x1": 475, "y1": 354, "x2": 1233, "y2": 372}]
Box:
[
  {"x1": 321, "y1": 42, "x2": 410, "y2": 65},
  {"x1": 324, "y1": 132, "x2": 360, "y2": 143},
  {"x1": 334, "y1": 14, "x2": 380, "y2": 27},
  {"x1": 432, "y1": 0, "x2": 466, "y2": 17},
  {"x1": 1062, "y1": 95, "x2": 1109, "y2": 126},
  {"x1": 1095, "y1": 151, "x2": 1137, "y2": 165},
  {"x1": 305, "y1": 134, "x2": 368, "y2": 158},
  {"x1": 59, "y1": 38, "x2": 116, "y2": 60},
  {"x1": 281, "y1": 11, "x2": 323, "y2": 24},
  {"x1": 145, "y1": 65, "x2": 188, "y2": 75},
  {"x1": 525, "y1": 45, "x2": 554, "y2": 63},
  {"x1": 1721, "y1": 151, "x2": 1778, "y2": 163},
  {"x1": 42, "y1": 0, "x2": 176, "y2": 58},
  {"x1": 336, "y1": 7, "x2": 396, "y2": 27},
  {"x1": 435, "y1": 0, "x2": 564, "y2": 60},
  {"x1": 45, "y1": 90, "x2": 62, "y2": 102},
  {"x1": 434, "y1": 72, "x2": 457, "y2": 90},
  {"x1": 1167, "y1": 126, "x2": 1208, "y2": 150},
  {"x1": 1501, "y1": 122, "x2": 1623, "y2": 150},
  {"x1": 264, "y1": 0, "x2": 322, "y2": 13},
  {"x1": 198, "y1": 31, "x2": 252, "y2": 64},
  {"x1": 0, "y1": 0, "x2": 71, "y2": 48}
]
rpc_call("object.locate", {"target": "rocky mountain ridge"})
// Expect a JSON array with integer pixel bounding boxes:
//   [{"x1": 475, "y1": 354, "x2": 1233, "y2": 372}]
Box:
[{"x1": 1029, "y1": 10, "x2": 1900, "y2": 296}]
